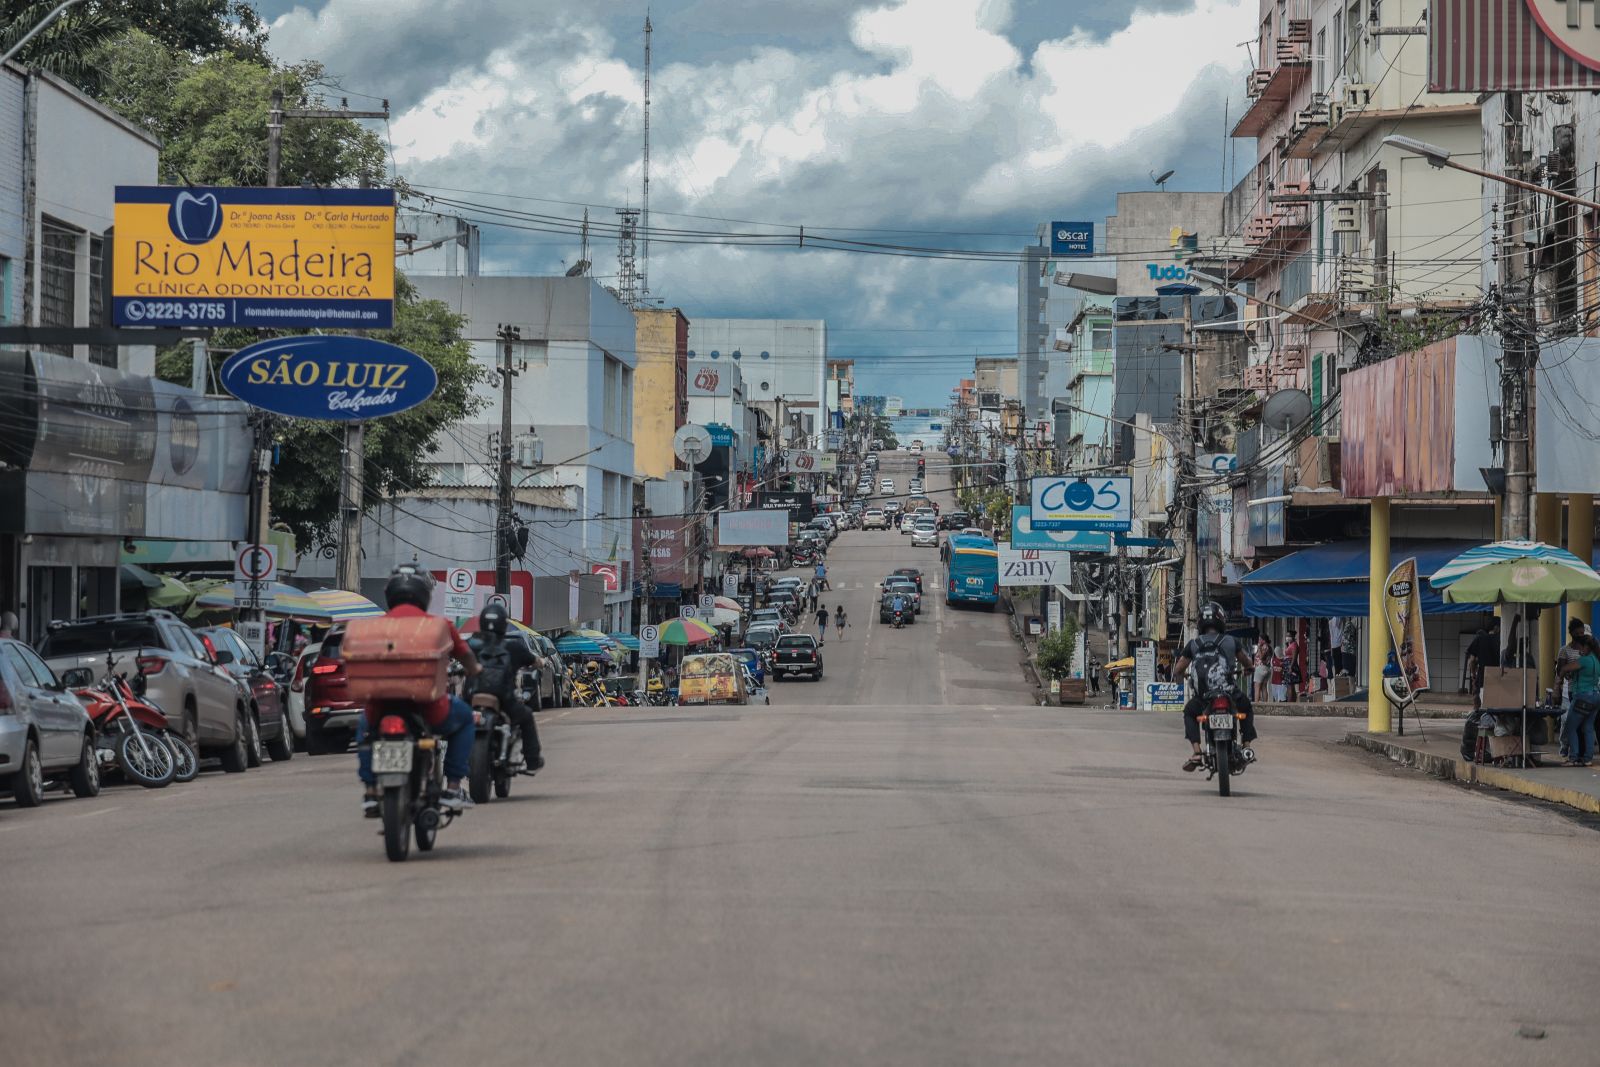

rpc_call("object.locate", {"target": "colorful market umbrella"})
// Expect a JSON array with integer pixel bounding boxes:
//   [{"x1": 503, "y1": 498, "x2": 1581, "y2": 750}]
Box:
[
  {"x1": 1429, "y1": 540, "x2": 1597, "y2": 589},
  {"x1": 656, "y1": 617, "x2": 718, "y2": 646},
  {"x1": 304, "y1": 588, "x2": 384, "y2": 620},
  {"x1": 193, "y1": 582, "x2": 327, "y2": 619},
  {"x1": 1443, "y1": 558, "x2": 1600, "y2": 606},
  {"x1": 741, "y1": 546, "x2": 775, "y2": 559},
  {"x1": 555, "y1": 634, "x2": 608, "y2": 657},
  {"x1": 578, "y1": 629, "x2": 626, "y2": 662},
  {"x1": 607, "y1": 632, "x2": 641, "y2": 651},
  {"x1": 712, "y1": 596, "x2": 744, "y2": 614}
]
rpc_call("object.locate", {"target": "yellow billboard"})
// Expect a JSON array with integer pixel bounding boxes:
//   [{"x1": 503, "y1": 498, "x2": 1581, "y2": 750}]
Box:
[{"x1": 112, "y1": 186, "x2": 395, "y2": 329}]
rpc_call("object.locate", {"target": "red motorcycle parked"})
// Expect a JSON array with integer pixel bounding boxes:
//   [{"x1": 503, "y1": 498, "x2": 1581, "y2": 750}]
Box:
[{"x1": 64, "y1": 664, "x2": 194, "y2": 788}]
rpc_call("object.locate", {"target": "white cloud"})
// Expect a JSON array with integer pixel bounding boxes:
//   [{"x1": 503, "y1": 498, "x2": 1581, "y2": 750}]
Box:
[{"x1": 271, "y1": 0, "x2": 1252, "y2": 401}]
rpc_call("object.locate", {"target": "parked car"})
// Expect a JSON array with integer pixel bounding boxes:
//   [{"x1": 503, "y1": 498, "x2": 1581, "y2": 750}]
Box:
[
  {"x1": 529, "y1": 633, "x2": 572, "y2": 708},
  {"x1": 749, "y1": 607, "x2": 789, "y2": 634},
  {"x1": 282, "y1": 638, "x2": 325, "y2": 749},
  {"x1": 37, "y1": 611, "x2": 252, "y2": 773},
  {"x1": 862, "y1": 508, "x2": 889, "y2": 530},
  {"x1": 301, "y1": 627, "x2": 361, "y2": 755},
  {"x1": 744, "y1": 625, "x2": 781, "y2": 652},
  {"x1": 0, "y1": 638, "x2": 99, "y2": 806},
  {"x1": 198, "y1": 626, "x2": 293, "y2": 763}
]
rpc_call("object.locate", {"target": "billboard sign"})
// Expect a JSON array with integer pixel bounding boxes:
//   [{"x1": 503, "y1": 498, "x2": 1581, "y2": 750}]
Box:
[
  {"x1": 112, "y1": 186, "x2": 395, "y2": 328},
  {"x1": 1010, "y1": 506, "x2": 1113, "y2": 552},
  {"x1": 688, "y1": 364, "x2": 731, "y2": 397},
  {"x1": 1383, "y1": 558, "x2": 1431, "y2": 693},
  {"x1": 786, "y1": 449, "x2": 836, "y2": 473},
  {"x1": 717, "y1": 509, "x2": 789, "y2": 547},
  {"x1": 755, "y1": 491, "x2": 815, "y2": 522},
  {"x1": 998, "y1": 544, "x2": 1071, "y2": 587},
  {"x1": 590, "y1": 562, "x2": 622, "y2": 593},
  {"x1": 706, "y1": 423, "x2": 736, "y2": 447},
  {"x1": 1030, "y1": 475, "x2": 1132, "y2": 531},
  {"x1": 1050, "y1": 221, "x2": 1094, "y2": 257},
  {"x1": 218, "y1": 335, "x2": 438, "y2": 421}
]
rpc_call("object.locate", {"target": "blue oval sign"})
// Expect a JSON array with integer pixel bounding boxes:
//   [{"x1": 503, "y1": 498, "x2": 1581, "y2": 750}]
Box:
[{"x1": 219, "y1": 335, "x2": 438, "y2": 421}]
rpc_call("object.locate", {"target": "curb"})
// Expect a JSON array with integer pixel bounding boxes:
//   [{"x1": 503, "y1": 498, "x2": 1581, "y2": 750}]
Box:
[
  {"x1": 1346, "y1": 732, "x2": 1600, "y2": 815},
  {"x1": 1257, "y1": 702, "x2": 1463, "y2": 719}
]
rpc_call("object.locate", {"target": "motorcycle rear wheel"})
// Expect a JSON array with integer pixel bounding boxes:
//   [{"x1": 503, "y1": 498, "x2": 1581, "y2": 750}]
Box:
[
  {"x1": 117, "y1": 731, "x2": 175, "y2": 788},
  {"x1": 468, "y1": 736, "x2": 493, "y2": 804},
  {"x1": 382, "y1": 788, "x2": 411, "y2": 862},
  {"x1": 1214, "y1": 741, "x2": 1232, "y2": 797}
]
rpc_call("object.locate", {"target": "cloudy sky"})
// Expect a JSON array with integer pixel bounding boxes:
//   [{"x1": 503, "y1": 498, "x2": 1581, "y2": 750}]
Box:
[{"x1": 260, "y1": 0, "x2": 1254, "y2": 406}]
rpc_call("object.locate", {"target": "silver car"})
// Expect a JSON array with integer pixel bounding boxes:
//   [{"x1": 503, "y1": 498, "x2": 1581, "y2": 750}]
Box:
[
  {"x1": 912, "y1": 521, "x2": 939, "y2": 548},
  {"x1": 0, "y1": 638, "x2": 99, "y2": 806}
]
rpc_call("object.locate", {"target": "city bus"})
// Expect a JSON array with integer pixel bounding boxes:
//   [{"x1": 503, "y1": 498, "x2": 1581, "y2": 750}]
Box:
[{"x1": 944, "y1": 532, "x2": 1000, "y2": 609}]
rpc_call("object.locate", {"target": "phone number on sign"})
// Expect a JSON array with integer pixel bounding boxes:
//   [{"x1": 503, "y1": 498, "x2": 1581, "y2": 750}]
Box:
[{"x1": 122, "y1": 300, "x2": 228, "y2": 322}]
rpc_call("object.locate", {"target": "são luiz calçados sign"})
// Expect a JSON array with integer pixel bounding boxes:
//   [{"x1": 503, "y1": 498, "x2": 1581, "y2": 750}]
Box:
[
  {"x1": 219, "y1": 335, "x2": 437, "y2": 421},
  {"x1": 112, "y1": 186, "x2": 395, "y2": 329}
]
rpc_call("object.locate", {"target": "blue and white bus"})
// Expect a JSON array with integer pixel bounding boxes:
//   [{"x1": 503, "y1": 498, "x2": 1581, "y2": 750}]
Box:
[{"x1": 944, "y1": 533, "x2": 1000, "y2": 608}]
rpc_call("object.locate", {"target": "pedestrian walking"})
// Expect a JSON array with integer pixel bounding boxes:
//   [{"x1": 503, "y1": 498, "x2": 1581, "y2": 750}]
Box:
[
  {"x1": 835, "y1": 605, "x2": 847, "y2": 640},
  {"x1": 1559, "y1": 625, "x2": 1600, "y2": 766},
  {"x1": 815, "y1": 604, "x2": 829, "y2": 647},
  {"x1": 1269, "y1": 646, "x2": 1287, "y2": 702},
  {"x1": 806, "y1": 579, "x2": 818, "y2": 614},
  {"x1": 1252, "y1": 637, "x2": 1270, "y2": 703},
  {"x1": 1087, "y1": 657, "x2": 1101, "y2": 695}
]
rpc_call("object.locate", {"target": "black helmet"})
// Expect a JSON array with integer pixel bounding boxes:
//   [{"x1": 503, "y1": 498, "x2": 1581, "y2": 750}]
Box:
[
  {"x1": 384, "y1": 566, "x2": 433, "y2": 611},
  {"x1": 1198, "y1": 601, "x2": 1227, "y2": 634},
  {"x1": 479, "y1": 602, "x2": 509, "y2": 637}
]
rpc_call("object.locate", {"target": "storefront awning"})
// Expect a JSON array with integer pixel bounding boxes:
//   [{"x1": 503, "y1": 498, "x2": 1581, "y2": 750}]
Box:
[{"x1": 1241, "y1": 539, "x2": 1493, "y2": 617}]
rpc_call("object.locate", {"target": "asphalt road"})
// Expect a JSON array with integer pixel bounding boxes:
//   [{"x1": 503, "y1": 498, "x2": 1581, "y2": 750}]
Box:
[{"x1": 3, "y1": 454, "x2": 1598, "y2": 1066}]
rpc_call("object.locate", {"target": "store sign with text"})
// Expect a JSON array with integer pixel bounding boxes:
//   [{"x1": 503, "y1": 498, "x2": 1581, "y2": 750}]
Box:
[
  {"x1": 998, "y1": 544, "x2": 1072, "y2": 587},
  {"x1": 218, "y1": 335, "x2": 438, "y2": 421},
  {"x1": 112, "y1": 185, "x2": 395, "y2": 328},
  {"x1": 1030, "y1": 476, "x2": 1133, "y2": 531},
  {"x1": 688, "y1": 364, "x2": 731, "y2": 397}
]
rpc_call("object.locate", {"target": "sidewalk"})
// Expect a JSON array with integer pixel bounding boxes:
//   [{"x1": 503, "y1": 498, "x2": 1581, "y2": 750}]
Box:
[{"x1": 1349, "y1": 724, "x2": 1600, "y2": 815}]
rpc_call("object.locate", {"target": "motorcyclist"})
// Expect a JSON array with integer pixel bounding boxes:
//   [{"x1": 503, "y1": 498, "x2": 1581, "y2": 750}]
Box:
[
  {"x1": 1170, "y1": 602, "x2": 1257, "y2": 772},
  {"x1": 465, "y1": 603, "x2": 544, "y2": 775},
  {"x1": 357, "y1": 568, "x2": 479, "y2": 817},
  {"x1": 889, "y1": 591, "x2": 908, "y2": 626}
]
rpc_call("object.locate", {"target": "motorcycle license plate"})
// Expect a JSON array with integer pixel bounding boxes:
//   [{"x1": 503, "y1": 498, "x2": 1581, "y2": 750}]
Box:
[
  {"x1": 370, "y1": 740, "x2": 413, "y2": 773},
  {"x1": 1207, "y1": 713, "x2": 1236, "y2": 731}
]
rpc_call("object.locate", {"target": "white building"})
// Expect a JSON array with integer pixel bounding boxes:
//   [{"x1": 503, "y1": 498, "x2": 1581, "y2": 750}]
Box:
[
  {"x1": 407, "y1": 275, "x2": 638, "y2": 629},
  {"x1": 685, "y1": 319, "x2": 827, "y2": 446}
]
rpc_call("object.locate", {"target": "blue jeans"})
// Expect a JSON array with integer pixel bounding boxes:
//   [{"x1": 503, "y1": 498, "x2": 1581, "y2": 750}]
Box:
[
  {"x1": 357, "y1": 697, "x2": 476, "y2": 785},
  {"x1": 1561, "y1": 698, "x2": 1597, "y2": 763}
]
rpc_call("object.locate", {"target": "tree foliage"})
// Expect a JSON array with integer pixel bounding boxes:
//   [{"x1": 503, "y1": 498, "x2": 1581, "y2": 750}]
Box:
[
  {"x1": 1, "y1": 1, "x2": 265, "y2": 91},
  {"x1": 1035, "y1": 617, "x2": 1080, "y2": 681}
]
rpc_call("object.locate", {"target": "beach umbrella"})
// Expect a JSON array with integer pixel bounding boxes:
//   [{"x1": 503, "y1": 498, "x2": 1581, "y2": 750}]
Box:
[
  {"x1": 1430, "y1": 540, "x2": 1597, "y2": 589},
  {"x1": 458, "y1": 616, "x2": 538, "y2": 637},
  {"x1": 608, "y1": 632, "x2": 641, "y2": 651},
  {"x1": 1443, "y1": 558, "x2": 1600, "y2": 606},
  {"x1": 578, "y1": 629, "x2": 627, "y2": 662},
  {"x1": 304, "y1": 588, "x2": 384, "y2": 620},
  {"x1": 194, "y1": 582, "x2": 326, "y2": 619},
  {"x1": 656, "y1": 617, "x2": 718, "y2": 646},
  {"x1": 712, "y1": 596, "x2": 743, "y2": 614},
  {"x1": 741, "y1": 546, "x2": 775, "y2": 559}
]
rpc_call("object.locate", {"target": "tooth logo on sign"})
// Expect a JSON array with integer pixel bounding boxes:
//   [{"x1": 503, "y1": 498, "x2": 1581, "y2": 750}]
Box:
[{"x1": 168, "y1": 191, "x2": 223, "y2": 244}]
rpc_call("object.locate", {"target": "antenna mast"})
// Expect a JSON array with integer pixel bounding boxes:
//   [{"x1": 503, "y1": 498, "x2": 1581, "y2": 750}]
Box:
[
  {"x1": 617, "y1": 208, "x2": 640, "y2": 307},
  {"x1": 642, "y1": 10, "x2": 652, "y2": 300},
  {"x1": 580, "y1": 208, "x2": 590, "y2": 275}
]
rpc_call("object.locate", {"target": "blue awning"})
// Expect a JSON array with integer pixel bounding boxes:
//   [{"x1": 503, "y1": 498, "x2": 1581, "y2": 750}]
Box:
[{"x1": 1241, "y1": 539, "x2": 1494, "y2": 617}]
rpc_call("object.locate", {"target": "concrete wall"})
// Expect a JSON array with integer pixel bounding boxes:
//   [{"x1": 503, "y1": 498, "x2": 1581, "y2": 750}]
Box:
[
  {"x1": 1106, "y1": 192, "x2": 1224, "y2": 298},
  {"x1": 686, "y1": 318, "x2": 826, "y2": 437},
  {"x1": 1017, "y1": 243, "x2": 1048, "y2": 420},
  {"x1": 632, "y1": 307, "x2": 687, "y2": 479},
  {"x1": 29, "y1": 70, "x2": 160, "y2": 373},
  {"x1": 0, "y1": 66, "x2": 24, "y2": 327}
]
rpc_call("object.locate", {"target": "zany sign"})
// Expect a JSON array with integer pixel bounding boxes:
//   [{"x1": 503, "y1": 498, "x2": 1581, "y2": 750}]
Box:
[
  {"x1": 219, "y1": 335, "x2": 438, "y2": 421},
  {"x1": 112, "y1": 186, "x2": 395, "y2": 329}
]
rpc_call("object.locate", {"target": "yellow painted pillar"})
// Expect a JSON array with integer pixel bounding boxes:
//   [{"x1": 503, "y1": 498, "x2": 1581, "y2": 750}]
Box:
[
  {"x1": 1368, "y1": 497, "x2": 1391, "y2": 733},
  {"x1": 1538, "y1": 494, "x2": 1562, "y2": 695},
  {"x1": 1493, "y1": 497, "x2": 1504, "y2": 621},
  {"x1": 1571, "y1": 495, "x2": 1595, "y2": 629}
]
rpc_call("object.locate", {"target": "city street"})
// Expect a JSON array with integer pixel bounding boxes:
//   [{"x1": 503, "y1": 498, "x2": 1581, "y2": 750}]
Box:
[{"x1": 2, "y1": 470, "x2": 1597, "y2": 1066}]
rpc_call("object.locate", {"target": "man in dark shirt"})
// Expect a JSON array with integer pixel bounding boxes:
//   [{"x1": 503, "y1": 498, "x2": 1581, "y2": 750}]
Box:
[{"x1": 1466, "y1": 616, "x2": 1501, "y2": 701}]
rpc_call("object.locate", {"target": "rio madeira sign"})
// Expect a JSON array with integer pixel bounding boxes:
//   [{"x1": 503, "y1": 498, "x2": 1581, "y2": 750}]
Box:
[{"x1": 219, "y1": 335, "x2": 438, "y2": 421}]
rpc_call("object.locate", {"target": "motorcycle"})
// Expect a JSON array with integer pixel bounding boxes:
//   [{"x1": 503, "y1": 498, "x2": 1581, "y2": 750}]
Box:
[
  {"x1": 369, "y1": 706, "x2": 457, "y2": 862},
  {"x1": 1197, "y1": 691, "x2": 1254, "y2": 797},
  {"x1": 466, "y1": 690, "x2": 521, "y2": 804},
  {"x1": 892, "y1": 606, "x2": 907, "y2": 629},
  {"x1": 65, "y1": 664, "x2": 191, "y2": 788}
]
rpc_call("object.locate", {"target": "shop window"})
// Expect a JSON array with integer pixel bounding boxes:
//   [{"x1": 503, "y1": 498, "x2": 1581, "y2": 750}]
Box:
[
  {"x1": 79, "y1": 566, "x2": 117, "y2": 618},
  {"x1": 88, "y1": 236, "x2": 115, "y2": 367}
]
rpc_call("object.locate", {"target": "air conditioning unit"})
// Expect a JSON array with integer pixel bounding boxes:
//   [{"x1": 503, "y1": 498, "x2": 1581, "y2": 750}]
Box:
[
  {"x1": 1249, "y1": 68, "x2": 1273, "y2": 95},
  {"x1": 1279, "y1": 345, "x2": 1308, "y2": 371},
  {"x1": 1284, "y1": 18, "x2": 1312, "y2": 42},
  {"x1": 1326, "y1": 102, "x2": 1347, "y2": 127},
  {"x1": 1332, "y1": 203, "x2": 1360, "y2": 233},
  {"x1": 1344, "y1": 83, "x2": 1375, "y2": 109},
  {"x1": 1279, "y1": 177, "x2": 1312, "y2": 197},
  {"x1": 514, "y1": 433, "x2": 543, "y2": 469},
  {"x1": 1276, "y1": 38, "x2": 1307, "y2": 62},
  {"x1": 1246, "y1": 343, "x2": 1263, "y2": 364}
]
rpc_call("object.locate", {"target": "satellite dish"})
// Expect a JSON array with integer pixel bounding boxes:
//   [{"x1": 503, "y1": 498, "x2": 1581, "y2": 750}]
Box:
[
  {"x1": 673, "y1": 424, "x2": 713, "y2": 465},
  {"x1": 564, "y1": 260, "x2": 591, "y2": 277},
  {"x1": 1261, "y1": 388, "x2": 1312, "y2": 433},
  {"x1": 1152, "y1": 168, "x2": 1175, "y2": 188}
]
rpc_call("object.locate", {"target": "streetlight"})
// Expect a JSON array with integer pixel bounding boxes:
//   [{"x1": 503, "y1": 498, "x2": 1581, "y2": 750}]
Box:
[
  {"x1": 1383, "y1": 133, "x2": 1600, "y2": 212},
  {"x1": 1, "y1": 0, "x2": 87, "y2": 65}
]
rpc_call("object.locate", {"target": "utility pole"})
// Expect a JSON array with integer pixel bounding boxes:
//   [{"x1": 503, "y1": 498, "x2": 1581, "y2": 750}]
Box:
[
  {"x1": 1500, "y1": 94, "x2": 1535, "y2": 540},
  {"x1": 1178, "y1": 289, "x2": 1200, "y2": 640},
  {"x1": 267, "y1": 89, "x2": 282, "y2": 188},
  {"x1": 495, "y1": 324, "x2": 521, "y2": 595},
  {"x1": 335, "y1": 423, "x2": 365, "y2": 592},
  {"x1": 641, "y1": 11, "x2": 652, "y2": 300},
  {"x1": 1371, "y1": 167, "x2": 1389, "y2": 298}
]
